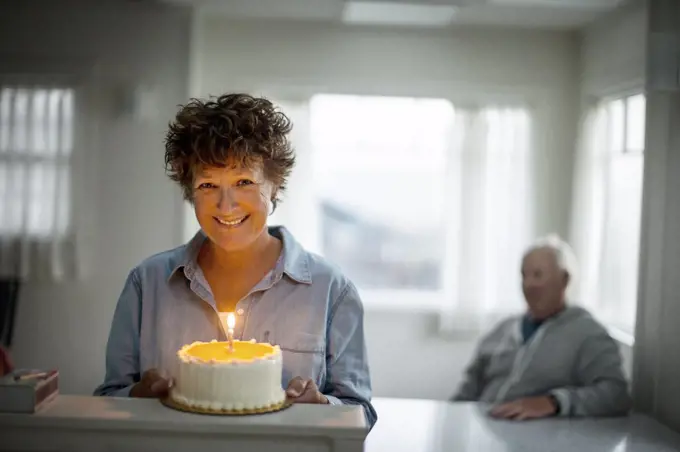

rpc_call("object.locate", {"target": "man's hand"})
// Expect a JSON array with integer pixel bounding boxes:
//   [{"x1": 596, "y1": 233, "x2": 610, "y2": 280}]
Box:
[
  {"x1": 490, "y1": 396, "x2": 558, "y2": 421},
  {"x1": 285, "y1": 377, "x2": 329, "y2": 404},
  {"x1": 130, "y1": 369, "x2": 173, "y2": 398}
]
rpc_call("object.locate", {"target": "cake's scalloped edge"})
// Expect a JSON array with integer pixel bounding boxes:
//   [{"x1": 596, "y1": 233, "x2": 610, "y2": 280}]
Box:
[
  {"x1": 178, "y1": 339, "x2": 281, "y2": 365},
  {"x1": 168, "y1": 389, "x2": 288, "y2": 414}
]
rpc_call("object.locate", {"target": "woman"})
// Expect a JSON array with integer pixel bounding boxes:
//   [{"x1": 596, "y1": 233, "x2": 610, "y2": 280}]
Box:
[{"x1": 94, "y1": 93, "x2": 376, "y2": 427}]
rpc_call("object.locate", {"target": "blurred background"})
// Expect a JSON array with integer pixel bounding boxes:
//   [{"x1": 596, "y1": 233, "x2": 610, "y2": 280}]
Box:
[{"x1": 0, "y1": 0, "x2": 646, "y2": 400}]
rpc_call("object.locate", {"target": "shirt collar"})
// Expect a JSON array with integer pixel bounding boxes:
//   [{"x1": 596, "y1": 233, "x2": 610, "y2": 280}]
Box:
[
  {"x1": 169, "y1": 225, "x2": 312, "y2": 284},
  {"x1": 269, "y1": 225, "x2": 312, "y2": 284}
]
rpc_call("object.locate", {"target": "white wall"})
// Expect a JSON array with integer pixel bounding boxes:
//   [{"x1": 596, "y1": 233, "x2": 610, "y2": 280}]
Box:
[
  {"x1": 196, "y1": 18, "x2": 580, "y2": 398},
  {"x1": 0, "y1": 0, "x2": 191, "y2": 394},
  {"x1": 580, "y1": 0, "x2": 647, "y2": 98}
]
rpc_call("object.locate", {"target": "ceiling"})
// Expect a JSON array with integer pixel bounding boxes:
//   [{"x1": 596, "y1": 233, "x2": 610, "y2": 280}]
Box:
[{"x1": 161, "y1": 0, "x2": 628, "y2": 30}]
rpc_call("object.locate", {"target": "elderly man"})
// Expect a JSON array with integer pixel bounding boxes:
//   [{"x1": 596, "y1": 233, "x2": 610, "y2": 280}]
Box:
[{"x1": 452, "y1": 235, "x2": 631, "y2": 420}]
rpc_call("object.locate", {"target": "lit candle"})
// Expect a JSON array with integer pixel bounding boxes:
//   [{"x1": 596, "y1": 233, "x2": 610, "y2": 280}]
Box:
[{"x1": 227, "y1": 312, "x2": 235, "y2": 353}]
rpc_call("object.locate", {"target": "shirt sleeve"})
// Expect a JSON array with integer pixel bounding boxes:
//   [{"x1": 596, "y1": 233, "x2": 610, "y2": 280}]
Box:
[
  {"x1": 93, "y1": 269, "x2": 142, "y2": 397},
  {"x1": 322, "y1": 282, "x2": 378, "y2": 430},
  {"x1": 549, "y1": 328, "x2": 632, "y2": 417},
  {"x1": 451, "y1": 344, "x2": 487, "y2": 402}
]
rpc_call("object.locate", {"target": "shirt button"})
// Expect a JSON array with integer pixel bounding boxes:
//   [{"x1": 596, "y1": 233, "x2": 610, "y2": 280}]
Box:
[{"x1": 237, "y1": 308, "x2": 244, "y2": 315}]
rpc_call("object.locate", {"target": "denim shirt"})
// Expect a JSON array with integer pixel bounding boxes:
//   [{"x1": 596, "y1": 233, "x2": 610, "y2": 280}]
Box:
[{"x1": 94, "y1": 226, "x2": 376, "y2": 428}]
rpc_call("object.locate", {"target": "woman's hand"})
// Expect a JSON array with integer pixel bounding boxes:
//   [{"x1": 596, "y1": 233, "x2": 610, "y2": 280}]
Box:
[
  {"x1": 130, "y1": 369, "x2": 174, "y2": 398},
  {"x1": 285, "y1": 377, "x2": 329, "y2": 404}
]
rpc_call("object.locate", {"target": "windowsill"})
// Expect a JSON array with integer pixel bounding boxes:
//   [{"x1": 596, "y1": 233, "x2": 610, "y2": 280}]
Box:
[
  {"x1": 605, "y1": 324, "x2": 635, "y2": 348},
  {"x1": 362, "y1": 292, "x2": 638, "y2": 348},
  {"x1": 590, "y1": 310, "x2": 636, "y2": 347},
  {"x1": 363, "y1": 298, "x2": 445, "y2": 314},
  {"x1": 359, "y1": 289, "x2": 446, "y2": 314}
]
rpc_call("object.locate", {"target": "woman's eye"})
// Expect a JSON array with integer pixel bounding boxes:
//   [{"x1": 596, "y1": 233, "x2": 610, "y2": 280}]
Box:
[
  {"x1": 198, "y1": 182, "x2": 216, "y2": 189},
  {"x1": 236, "y1": 179, "x2": 254, "y2": 186}
]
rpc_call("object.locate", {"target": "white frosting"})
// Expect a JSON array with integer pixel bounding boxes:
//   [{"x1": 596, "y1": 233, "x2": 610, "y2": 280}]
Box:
[{"x1": 170, "y1": 341, "x2": 286, "y2": 411}]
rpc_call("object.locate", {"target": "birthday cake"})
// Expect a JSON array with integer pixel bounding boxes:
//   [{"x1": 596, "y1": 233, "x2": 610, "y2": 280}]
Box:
[{"x1": 169, "y1": 339, "x2": 287, "y2": 413}]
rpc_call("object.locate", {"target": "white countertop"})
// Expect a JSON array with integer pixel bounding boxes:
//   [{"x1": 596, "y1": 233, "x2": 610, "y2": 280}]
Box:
[
  {"x1": 366, "y1": 398, "x2": 680, "y2": 452},
  {"x1": 0, "y1": 395, "x2": 367, "y2": 437},
  {"x1": 0, "y1": 395, "x2": 368, "y2": 452}
]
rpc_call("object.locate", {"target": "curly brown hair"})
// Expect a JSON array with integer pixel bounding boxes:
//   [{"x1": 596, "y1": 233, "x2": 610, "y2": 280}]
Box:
[{"x1": 164, "y1": 93, "x2": 295, "y2": 206}]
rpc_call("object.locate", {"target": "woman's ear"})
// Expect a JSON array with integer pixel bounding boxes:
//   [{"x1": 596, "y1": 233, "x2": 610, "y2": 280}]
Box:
[
  {"x1": 269, "y1": 185, "x2": 280, "y2": 214},
  {"x1": 259, "y1": 184, "x2": 278, "y2": 216}
]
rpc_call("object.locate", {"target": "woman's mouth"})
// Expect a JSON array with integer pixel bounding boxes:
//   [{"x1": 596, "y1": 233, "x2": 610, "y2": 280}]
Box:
[{"x1": 213, "y1": 215, "x2": 249, "y2": 228}]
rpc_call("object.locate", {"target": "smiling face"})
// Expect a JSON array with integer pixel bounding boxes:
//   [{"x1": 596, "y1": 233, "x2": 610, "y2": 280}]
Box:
[
  {"x1": 521, "y1": 247, "x2": 569, "y2": 320},
  {"x1": 192, "y1": 161, "x2": 276, "y2": 252}
]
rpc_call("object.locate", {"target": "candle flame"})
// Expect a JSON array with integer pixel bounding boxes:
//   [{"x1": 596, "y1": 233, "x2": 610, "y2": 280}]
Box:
[{"x1": 227, "y1": 312, "x2": 236, "y2": 329}]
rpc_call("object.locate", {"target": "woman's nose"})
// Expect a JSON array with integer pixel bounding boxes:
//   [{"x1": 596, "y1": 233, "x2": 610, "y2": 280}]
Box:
[{"x1": 217, "y1": 187, "x2": 239, "y2": 212}]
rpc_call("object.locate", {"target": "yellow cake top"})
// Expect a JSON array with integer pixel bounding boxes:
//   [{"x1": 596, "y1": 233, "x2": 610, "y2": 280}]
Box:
[{"x1": 180, "y1": 340, "x2": 278, "y2": 363}]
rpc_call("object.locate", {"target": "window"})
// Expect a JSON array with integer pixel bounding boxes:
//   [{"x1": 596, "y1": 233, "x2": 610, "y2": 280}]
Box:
[
  {"x1": 0, "y1": 86, "x2": 75, "y2": 279},
  {"x1": 570, "y1": 93, "x2": 646, "y2": 336},
  {"x1": 440, "y1": 105, "x2": 534, "y2": 327},
  {"x1": 599, "y1": 94, "x2": 646, "y2": 332},
  {"x1": 0, "y1": 87, "x2": 73, "y2": 238},
  {"x1": 309, "y1": 95, "x2": 454, "y2": 305}
]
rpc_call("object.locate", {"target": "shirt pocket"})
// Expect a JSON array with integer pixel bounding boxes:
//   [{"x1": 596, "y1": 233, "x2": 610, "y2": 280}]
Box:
[{"x1": 274, "y1": 332, "x2": 325, "y2": 388}]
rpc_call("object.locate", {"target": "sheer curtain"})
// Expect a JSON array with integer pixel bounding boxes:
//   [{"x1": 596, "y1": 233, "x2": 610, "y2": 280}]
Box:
[
  {"x1": 569, "y1": 104, "x2": 610, "y2": 313},
  {"x1": 439, "y1": 106, "x2": 535, "y2": 334},
  {"x1": 0, "y1": 86, "x2": 78, "y2": 281},
  {"x1": 569, "y1": 97, "x2": 645, "y2": 333}
]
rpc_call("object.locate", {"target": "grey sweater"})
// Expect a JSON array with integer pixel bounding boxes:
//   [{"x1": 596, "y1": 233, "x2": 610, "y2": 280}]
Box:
[{"x1": 452, "y1": 306, "x2": 631, "y2": 417}]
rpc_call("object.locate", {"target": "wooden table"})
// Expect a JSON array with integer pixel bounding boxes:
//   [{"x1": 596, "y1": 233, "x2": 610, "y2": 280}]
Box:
[
  {"x1": 0, "y1": 395, "x2": 368, "y2": 452},
  {"x1": 366, "y1": 398, "x2": 680, "y2": 452}
]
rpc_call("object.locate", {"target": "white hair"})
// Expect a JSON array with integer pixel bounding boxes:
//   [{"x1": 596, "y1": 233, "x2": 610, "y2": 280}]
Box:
[{"x1": 523, "y1": 234, "x2": 579, "y2": 286}]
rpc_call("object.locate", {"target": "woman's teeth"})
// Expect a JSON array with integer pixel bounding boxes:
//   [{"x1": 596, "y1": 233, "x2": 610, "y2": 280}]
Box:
[{"x1": 215, "y1": 216, "x2": 247, "y2": 226}]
